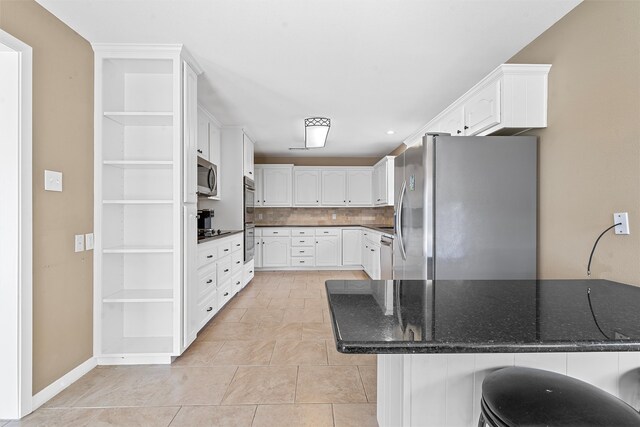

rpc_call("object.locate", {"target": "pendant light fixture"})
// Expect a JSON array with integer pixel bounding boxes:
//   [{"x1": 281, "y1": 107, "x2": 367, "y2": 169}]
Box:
[{"x1": 304, "y1": 117, "x2": 331, "y2": 148}]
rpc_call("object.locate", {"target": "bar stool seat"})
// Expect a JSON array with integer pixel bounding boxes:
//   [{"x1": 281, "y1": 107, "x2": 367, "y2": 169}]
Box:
[{"x1": 480, "y1": 366, "x2": 640, "y2": 427}]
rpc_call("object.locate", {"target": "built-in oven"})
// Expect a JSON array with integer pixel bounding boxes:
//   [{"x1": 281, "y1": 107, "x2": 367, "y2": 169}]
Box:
[
  {"x1": 244, "y1": 176, "x2": 255, "y2": 262},
  {"x1": 197, "y1": 157, "x2": 218, "y2": 197}
]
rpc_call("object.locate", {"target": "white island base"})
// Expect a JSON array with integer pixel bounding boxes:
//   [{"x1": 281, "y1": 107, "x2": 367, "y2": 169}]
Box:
[{"x1": 378, "y1": 352, "x2": 640, "y2": 427}]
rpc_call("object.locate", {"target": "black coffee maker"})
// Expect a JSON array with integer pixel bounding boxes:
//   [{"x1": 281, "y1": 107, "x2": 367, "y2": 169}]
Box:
[{"x1": 197, "y1": 209, "x2": 214, "y2": 230}]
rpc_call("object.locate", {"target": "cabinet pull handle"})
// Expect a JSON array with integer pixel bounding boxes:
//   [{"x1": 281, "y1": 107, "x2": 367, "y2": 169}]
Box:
[
  {"x1": 300, "y1": 261, "x2": 305, "y2": 263},
  {"x1": 249, "y1": 271, "x2": 253, "y2": 274},
  {"x1": 224, "y1": 268, "x2": 229, "y2": 273},
  {"x1": 249, "y1": 171, "x2": 253, "y2": 175},
  {"x1": 224, "y1": 292, "x2": 229, "y2": 296},
  {"x1": 300, "y1": 250, "x2": 305, "y2": 253},
  {"x1": 299, "y1": 240, "x2": 305, "y2": 243},
  {"x1": 224, "y1": 249, "x2": 229, "y2": 252},
  {"x1": 464, "y1": 125, "x2": 469, "y2": 130},
  {"x1": 236, "y1": 244, "x2": 241, "y2": 247},
  {"x1": 456, "y1": 130, "x2": 461, "y2": 134},
  {"x1": 371, "y1": 249, "x2": 375, "y2": 252},
  {"x1": 324, "y1": 231, "x2": 329, "y2": 234},
  {"x1": 206, "y1": 307, "x2": 213, "y2": 312},
  {"x1": 236, "y1": 261, "x2": 241, "y2": 265},
  {"x1": 207, "y1": 255, "x2": 213, "y2": 259},
  {"x1": 206, "y1": 279, "x2": 213, "y2": 284},
  {"x1": 236, "y1": 281, "x2": 241, "y2": 285},
  {"x1": 197, "y1": 149, "x2": 203, "y2": 154}
]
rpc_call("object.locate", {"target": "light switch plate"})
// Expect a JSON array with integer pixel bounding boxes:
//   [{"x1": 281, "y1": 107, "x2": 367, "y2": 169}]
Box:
[
  {"x1": 74, "y1": 234, "x2": 85, "y2": 252},
  {"x1": 44, "y1": 170, "x2": 63, "y2": 192},
  {"x1": 85, "y1": 233, "x2": 94, "y2": 250},
  {"x1": 614, "y1": 212, "x2": 630, "y2": 235}
]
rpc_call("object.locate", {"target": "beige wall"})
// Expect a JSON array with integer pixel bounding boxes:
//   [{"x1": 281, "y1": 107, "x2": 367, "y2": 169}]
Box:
[
  {"x1": 509, "y1": 0, "x2": 640, "y2": 284},
  {"x1": 255, "y1": 155, "x2": 379, "y2": 166},
  {"x1": 0, "y1": 0, "x2": 94, "y2": 393}
]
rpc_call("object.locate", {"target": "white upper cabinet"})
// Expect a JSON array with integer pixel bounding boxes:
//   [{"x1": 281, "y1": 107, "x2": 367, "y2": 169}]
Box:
[
  {"x1": 347, "y1": 169, "x2": 372, "y2": 206},
  {"x1": 196, "y1": 107, "x2": 210, "y2": 161},
  {"x1": 465, "y1": 78, "x2": 501, "y2": 135},
  {"x1": 410, "y1": 64, "x2": 551, "y2": 142},
  {"x1": 254, "y1": 165, "x2": 263, "y2": 206},
  {"x1": 209, "y1": 123, "x2": 221, "y2": 167},
  {"x1": 373, "y1": 156, "x2": 394, "y2": 206},
  {"x1": 243, "y1": 134, "x2": 254, "y2": 179},
  {"x1": 293, "y1": 169, "x2": 321, "y2": 206},
  {"x1": 321, "y1": 170, "x2": 347, "y2": 206},
  {"x1": 262, "y1": 165, "x2": 293, "y2": 207}
]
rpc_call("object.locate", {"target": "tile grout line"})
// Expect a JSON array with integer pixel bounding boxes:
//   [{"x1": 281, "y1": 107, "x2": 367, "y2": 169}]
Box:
[{"x1": 166, "y1": 405, "x2": 182, "y2": 426}]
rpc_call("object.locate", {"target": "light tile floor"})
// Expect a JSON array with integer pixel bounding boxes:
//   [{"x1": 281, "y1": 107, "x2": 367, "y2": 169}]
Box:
[{"x1": 11, "y1": 270, "x2": 377, "y2": 426}]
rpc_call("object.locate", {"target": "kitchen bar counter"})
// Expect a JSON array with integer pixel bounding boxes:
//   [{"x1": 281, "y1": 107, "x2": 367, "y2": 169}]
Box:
[
  {"x1": 326, "y1": 279, "x2": 640, "y2": 426},
  {"x1": 327, "y1": 279, "x2": 640, "y2": 354}
]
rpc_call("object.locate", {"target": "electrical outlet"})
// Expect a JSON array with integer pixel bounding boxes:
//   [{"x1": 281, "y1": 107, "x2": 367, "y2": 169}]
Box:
[
  {"x1": 74, "y1": 234, "x2": 85, "y2": 252},
  {"x1": 332, "y1": 213, "x2": 337, "y2": 220},
  {"x1": 85, "y1": 233, "x2": 94, "y2": 250},
  {"x1": 258, "y1": 213, "x2": 263, "y2": 220},
  {"x1": 44, "y1": 170, "x2": 63, "y2": 192},
  {"x1": 614, "y1": 212, "x2": 630, "y2": 235}
]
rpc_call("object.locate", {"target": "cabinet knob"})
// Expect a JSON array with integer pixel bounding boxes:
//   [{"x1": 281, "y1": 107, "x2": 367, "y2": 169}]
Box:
[
  {"x1": 464, "y1": 126, "x2": 469, "y2": 130},
  {"x1": 316, "y1": 200, "x2": 319, "y2": 203},
  {"x1": 224, "y1": 292, "x2": 229, "y2": 296},
  {"x1": 224, "y1": 268, "x2": 229, "y2": 272},
  {"x1": 250, "y1": 270, "x2": 253, "y2": 274},
  {"x1": 206, "y1": 307, "x2": 213, "y2": 312},
  {"x1": 236, "y1": 261, "x2": 241, "y2": 265},
  {"x1": 249, "y1": 171, "x2": 253, "y2": 175},
  {"x1": 236, "y1": 281, "x2": 241, "y2": 285},
  {"x1": 456, "y1": 130, "x2": 461, "y2": 134},
  {"x1": 197, "y1": 149, "x2": 203, "y2": 154}
]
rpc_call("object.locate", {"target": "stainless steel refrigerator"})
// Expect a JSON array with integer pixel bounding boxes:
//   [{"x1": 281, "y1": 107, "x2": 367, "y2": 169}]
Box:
[{"x1": 393, "y1": 133, "x2": 537, "y2": 280}]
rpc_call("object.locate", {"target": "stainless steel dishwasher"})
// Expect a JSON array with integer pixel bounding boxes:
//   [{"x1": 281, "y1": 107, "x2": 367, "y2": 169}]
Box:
[{"x1": 380, "y1": 235, "x2": 393, "y2": 279}]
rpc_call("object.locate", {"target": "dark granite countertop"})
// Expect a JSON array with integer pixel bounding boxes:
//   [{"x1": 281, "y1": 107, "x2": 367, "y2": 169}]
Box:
[
  {"x1": 197, "y1": 230, "x2": 243, "y2": 244},
  {"x1": 326, "y1": 279, "x2": 640, "y2": 354},
  {"x1": 257, "y1": 224, "x2": 394, "y2": 235}
]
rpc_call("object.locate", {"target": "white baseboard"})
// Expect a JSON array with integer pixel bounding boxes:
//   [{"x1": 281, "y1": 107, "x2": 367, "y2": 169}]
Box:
[
  {"x1": 32, "y1": 357, "x2": 96, "y2": 411},
  {"x1": 255, "y1": 266, "x2": 363, "y2": 271}
]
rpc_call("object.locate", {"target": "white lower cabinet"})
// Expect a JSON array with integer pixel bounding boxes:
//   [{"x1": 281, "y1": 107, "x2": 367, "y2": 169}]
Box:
[
  {"x1": 262, "y1": 237, "x2": 290, "y2": 267},
  {"x1": 342, "y1": 229, "x2": 362, "y2": 266},
  {"x1": 315, "y1": 235, "x2": 341, "y2": 267}
]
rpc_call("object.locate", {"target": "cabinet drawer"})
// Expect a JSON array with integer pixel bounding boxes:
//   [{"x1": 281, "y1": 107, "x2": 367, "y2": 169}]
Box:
[
  {"x1": 292, "y1": 236, "x2": 315, "y2": 247},
  {"x1": 243, "y1": 260, "x2": 254, "y2": 286},
  {"x1": 291, "y1": 257, "x2": 314, "y2": 267},
  {"x1": 217, "y1": 256, "x2": 232, "y2": 284},
  {"x1": 198, "y1": 267, "x2": 217, "y2": 298},
  {"x1": 255, "y1": 228, "x2": 263, "y2": 237},
  {"x1": 231, "y1": 271, "x2": 243, "y2": 296},
  {"x1": 217, "y1": 281, "x2": 233, "y2": 310},
  {"x1": 231, "y1": 251, "x2": 244, "y2": 272},
  {"x1": 231, "y1": 235, "x2": 243, "y2": 253},
  {"x1": 262, "y1": 228, "x2": 290, "y2": 237},
  {"x1": 315, "y1": 228, "x2": 340, "y2": 236},
  {"x1": 198, "y1": 289, "x2": 217, "y2": 326},
  {"x1": 217, "y1": 241, "x2": 232, "y2": 257},
  {"x1": 198, "y1": 244, "x2": 218, "y2": 269},
  {"x1": 292, "y1": 247, "x2": 314, "y2": 257},
  {"x1": 291, "y1": 228, "x2": 314, "y2": 237}
]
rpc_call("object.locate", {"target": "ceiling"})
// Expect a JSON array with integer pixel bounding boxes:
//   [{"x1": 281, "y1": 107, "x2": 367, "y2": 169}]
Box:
[{"x1": 37, "y1": 0, "x2": 581, "y2": 157}]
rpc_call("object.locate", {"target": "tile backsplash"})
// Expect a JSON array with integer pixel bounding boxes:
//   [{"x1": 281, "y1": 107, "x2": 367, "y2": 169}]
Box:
[{"x1": 255, "y1": 206, "x2": 394, "y2": 226}]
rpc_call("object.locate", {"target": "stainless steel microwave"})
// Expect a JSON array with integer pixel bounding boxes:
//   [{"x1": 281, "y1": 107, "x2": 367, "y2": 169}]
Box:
[{"x1": 197, "y1": 157, "x2": 218, "y2": 197}]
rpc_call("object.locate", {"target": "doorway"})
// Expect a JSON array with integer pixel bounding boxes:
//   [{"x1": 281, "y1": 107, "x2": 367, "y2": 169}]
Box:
[{"x1": 0, "y1": 30, "x2": 33, "y2": 419}]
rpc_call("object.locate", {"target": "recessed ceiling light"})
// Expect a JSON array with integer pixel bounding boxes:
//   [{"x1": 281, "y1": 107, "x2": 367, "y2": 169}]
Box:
[{"x1": 386, "y1": 130, "x2": 395, "y2": 135}]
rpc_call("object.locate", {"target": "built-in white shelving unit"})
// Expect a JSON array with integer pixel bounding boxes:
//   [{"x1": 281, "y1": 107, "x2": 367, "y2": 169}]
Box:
[{"x1": 93, "y1": 44, "x2": 201, "y2": 364}]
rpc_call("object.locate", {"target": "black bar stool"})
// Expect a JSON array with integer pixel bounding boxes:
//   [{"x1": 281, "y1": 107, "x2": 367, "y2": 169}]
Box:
[{"x1": 479, "y1": 366, "x2": 640, "y2": 426}]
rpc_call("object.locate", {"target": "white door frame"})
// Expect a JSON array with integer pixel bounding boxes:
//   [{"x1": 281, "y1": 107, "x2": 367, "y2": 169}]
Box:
[{"x1": 0, "y1": 29, "x2": 33, "y2": 419}]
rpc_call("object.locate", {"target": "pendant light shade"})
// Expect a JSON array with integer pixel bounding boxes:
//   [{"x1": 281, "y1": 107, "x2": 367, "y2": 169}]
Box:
[{"x1": 304, "y1": 117, "x2": 331, "y2": 148}]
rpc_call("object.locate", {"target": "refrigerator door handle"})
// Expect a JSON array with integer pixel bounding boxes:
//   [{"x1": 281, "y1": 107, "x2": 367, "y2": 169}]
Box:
[{"x1": 396, "y1": 180, "x2": 408, "y2": 261}]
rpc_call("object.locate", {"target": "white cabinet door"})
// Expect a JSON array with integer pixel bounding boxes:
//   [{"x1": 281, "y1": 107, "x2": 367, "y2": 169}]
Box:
[
  {"x1": 183, "y1": 61, "x2": 198, "y2": 204},
  {"x1": 362, "y1": 239, "x2": 371, "y2": 278},
  {"x1": 255, "y1": 237, "x2": 262, "y2": 267},
  {"x1": 465, "y1": 79, "x2": 501, "y2": 135},
  {"x1": 263, "y1": 166, "x2": 292, "y2": 207},
  {"x1": 197, "y1": 107, "x2": 210, "y2": 161},
  {"x1": 342, "y1": 229, "x2": 362, "y2": 266},
  {"x1": 321, "y1": 170, "x2": 347, "y2": 206},
  {"x1": 254, "y1": 166, "x2": 263, "y2": 206},
  {"x1": 438, "y1": 105, "x2": 465, "y2": 136},
  {"x1": 293, "y1": 169, "x2": 320, "y2": 206},
  {"x1": 373, "y1": 162, "x2": 385, "y2": 205},
  {"x1": 243, "y1": 134, "x2": 254, "y2": 179},
  {"x1": 315, "y1": 236, "x2": 341, "y2": 267},
  {"x1": 183, "y1": 205, "x2": 198, "y2": 349},
  {"x1": 370, "y1": 245, "x2": 381, "y2": 280},
  {"x1": 262, "y1": 237, "x2": 290, "y2": 267},
  {"x1": 347, "y1": 169, "x2": 373, "y2": 206},
  {"x1": 209, "y1": 123, "x2": 221, "y2": 167}
]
